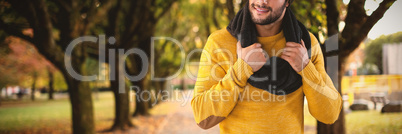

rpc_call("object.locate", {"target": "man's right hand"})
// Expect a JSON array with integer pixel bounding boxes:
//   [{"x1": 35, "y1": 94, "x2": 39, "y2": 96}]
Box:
[{"x1": 237, "y1": 42, "x2": 267, "y2": 72}]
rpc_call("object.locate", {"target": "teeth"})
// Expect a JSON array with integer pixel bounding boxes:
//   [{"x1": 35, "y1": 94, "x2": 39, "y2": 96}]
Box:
[{"x1": 256, "y1": 8, "x2": 268, "y2": 12}]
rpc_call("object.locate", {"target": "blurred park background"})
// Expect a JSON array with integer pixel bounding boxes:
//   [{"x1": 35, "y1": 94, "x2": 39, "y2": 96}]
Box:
[{"x1": 0, "y1": 0, "x2": 401, "y2": 134}]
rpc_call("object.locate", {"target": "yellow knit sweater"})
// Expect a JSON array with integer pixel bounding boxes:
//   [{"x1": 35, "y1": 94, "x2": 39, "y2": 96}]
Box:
[{"x1": 191, "y1": 29, "x2": 342, "y2": 133}]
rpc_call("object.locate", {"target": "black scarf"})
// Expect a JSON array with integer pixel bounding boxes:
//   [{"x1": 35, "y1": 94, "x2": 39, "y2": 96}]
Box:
[{"x1": 226, "y1": 2, "x2": 311, "y2": 95}]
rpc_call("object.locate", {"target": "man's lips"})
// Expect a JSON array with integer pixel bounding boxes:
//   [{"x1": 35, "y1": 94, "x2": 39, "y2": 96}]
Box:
[{"x1": 254, "y1": 6, "x2": 269, "y2": 14}]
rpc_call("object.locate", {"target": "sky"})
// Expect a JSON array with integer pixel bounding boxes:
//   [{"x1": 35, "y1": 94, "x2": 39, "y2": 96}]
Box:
[{"x1": 343, "y1": 0, "x2": 402, "y2": 39}]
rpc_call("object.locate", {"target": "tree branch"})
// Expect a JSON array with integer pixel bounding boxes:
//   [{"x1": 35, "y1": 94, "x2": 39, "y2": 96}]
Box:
[
  {"x1": 29, "y1": 0, "x2": 65, "y2": 70},
  {"x1": 82, "y1": 0, "x2": 114, "y2": 34},
  {"x1": 53, "y1": 0, "x2": 72, "y2": 12},
  {"x1": 212, "y1": 0, "x2": 221, "y2": 29},
  {"x1": 226, "y1": 0, "x2": 235, "y2": 21},
  {"x1": 340, "y1": 0, "x2": 395, "y2": 60},
  {"x1": 6, "y1": 0, "x2": 37, "y2": 28},
  {"x1": 120, "y1": 0, "x2": 141, "y2": 46},
  {"x1": 341, "y1": 0, "x2": 366, "y2": 44},
  {"x1": 156, "y1": 0, "x2": 177, "y2": 20},
  {"x1": 201, "y1": 5, "x2": 211, "y2": 37},
  {"x1": 0, "y1": 19, "x2": 35, "y2": 44},
  {"x1": 325, "y1": 0, "x2": 339, "y2": 36},
  {"x1": 343, "y1": 0, "x2": 396, "y2": 52},
  {"x1": 357, "y1": 0, "x2": 396, "y2": 41},
  {"x1": 106, "y1": 0, "x2": 122, "y2": 36}
]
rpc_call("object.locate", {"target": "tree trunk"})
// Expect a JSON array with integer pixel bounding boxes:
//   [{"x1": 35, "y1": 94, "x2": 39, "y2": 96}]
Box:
[
  {"x1": 31, "y1": 82, "x2": 35, "y2": 101},
  {"x1": 61, "y1": 54, "x2": 95, "y2": 134},
  {"x1": 66, "y1": 77, "x2": 95, "y2": 134},
  {"x1": 48, "y1": 69, "x2": 54, "y2": 100},
  {"x1": 325, "y1": 0, "x2": 339, "y2": 37},
  {"x1": 4, "y1": 0, "x2": 99, "y2": 133},
  {"x1": 31, "y1": 74, "x2": 37, "y2": 101},
  {"x1": 4, "y1": 86, "x2": 8, "y2": 99},
  {"x1": 132, "y1": 80, "x2": 150, "y2": 116},
  {"x1": 109, "y1": 54, "x2": 134, "y2": 131},
  {"x1": 145, "y1": 79, "x2": 154, "y2": 109},
  {"x1": 153, "y1": 81, "x2": 166, "y2": 105},
  {"x1": 129, "y1": 35, "x2": 153, "y2": 117},
  {"x1": 181, "y1": 78, "x2": 186, "y2": 90},
  {"x1": 0, "y1": 85, "x2": 2, "y2": 106},
  {"x1": 226, "y1": 0, "x2": 235, "y2": 21},
  {"x1": 110, "y1": 82, "x2": 134, "y2": 130},
  {"x1": 317, "y1": 110, "x2": 346, "y2": 134},
  {"x1": 317, "y1": 56, "x2": 346, "y2": 134},
  {"x1": 317, "y1": 0, "x2": 345, "y2": 133}
]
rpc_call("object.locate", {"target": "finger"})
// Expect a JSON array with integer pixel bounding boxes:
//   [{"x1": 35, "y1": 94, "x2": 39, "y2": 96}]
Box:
[
  {"x1": 258, "y1": 51, "x2": 267, "y2": 60},
  {"x1": 280, "y1": 54, "x2": 287, "y2": 59},
  {"x1": 301, "y1": 39, "x2": 305, "y2": 48},
  {"x1": 280, "y1": 54, "x2": 291, "y2": 63},
  {"x1": 237, "y1": 41, "x2": 242, "y2": 57},
  {"x1": 285, "y1": 42, "x2": 300, "y2": 47},
  {"x1": 283, "y1": 47, "x2": 298, "y2": 53},
  {"x1": 244, "y1": 43, "x2": 257, "y2": 50},
  {"x1": 262, "y1": 54, "x2": 268, "y2": 61},
  {"x1": 262, "y1": 50, "x2": 269, "y2": 58},
  {"x1": 237, "y1": 41, "x2": 242, "y2": 52},
  {"x1": 251, "y1": 43, "x2": 261, "y2": 48},
  {"x1": 258, "y1": 47, "x2": 264, "y2": 52},
  {"x1": 282, "y1": 51, "x2": 295, "y2": 57}
]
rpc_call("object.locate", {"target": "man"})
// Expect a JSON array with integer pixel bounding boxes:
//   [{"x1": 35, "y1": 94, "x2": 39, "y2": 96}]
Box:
[{"x1": 191, "y1": 0, "x2": 342, "y2": 133}]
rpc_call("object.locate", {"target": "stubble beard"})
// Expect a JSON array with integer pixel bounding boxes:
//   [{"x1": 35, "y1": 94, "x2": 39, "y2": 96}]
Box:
[{"x1": 250, "y1": 2, "x2": 287, "y2": 25}]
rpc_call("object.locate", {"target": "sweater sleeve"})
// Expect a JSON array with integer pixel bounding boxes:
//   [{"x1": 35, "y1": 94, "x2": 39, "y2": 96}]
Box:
[
  {"x1": 191, "y1": 36, "x2": 253, "y2": 129},
  {"x1": 297, "y1": 33, "x2": 342, "y2": 124}
]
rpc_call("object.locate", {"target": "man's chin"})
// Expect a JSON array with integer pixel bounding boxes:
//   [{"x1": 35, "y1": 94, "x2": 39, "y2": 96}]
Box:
[
  {"x1": 252, "y1": 12, "x2": 270, "y2": 19},
  {"x1": 253, "y1": 11, "x2": 269, "y2": 16},
  {"x1": 252, "y1": 16, "x2": 270, "y2": 24}
]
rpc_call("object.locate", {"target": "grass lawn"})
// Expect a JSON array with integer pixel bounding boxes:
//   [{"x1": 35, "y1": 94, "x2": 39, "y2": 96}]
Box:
[
  {"x1": 0, "y1": 92, "x2": 401, "y2": 133},
  {"x1": 304, "y1": 104, "x2": 402, "y2": 134},
  {"x1": 0, "y1": 92, "x2": 116, "y2": 133},
  {"x1": 346, "y1": 110, "x2": 402, "y2": 134}
]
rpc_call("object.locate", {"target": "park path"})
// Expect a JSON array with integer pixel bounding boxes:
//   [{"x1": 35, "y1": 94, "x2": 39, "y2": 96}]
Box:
[
  {"x1": 123, "y1": 90, "x2": 314, "y2": 134},
  {"x1": 155, "y1": 90, "x2": 219, "y2": 134},
  {"x1": 119, "y1": 90, "x2": 219, "y2": 134}
]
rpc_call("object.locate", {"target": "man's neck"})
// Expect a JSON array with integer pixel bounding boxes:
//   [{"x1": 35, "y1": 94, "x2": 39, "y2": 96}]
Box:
[{"x1": 255, "y1": 19, "x2": 283, "y2": 37}]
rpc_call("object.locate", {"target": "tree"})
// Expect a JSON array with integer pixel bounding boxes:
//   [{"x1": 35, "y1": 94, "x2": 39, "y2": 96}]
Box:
[
  {"x1": 316, "y1": 0, "x2": 396, "y2": 133},
  {"x1": 0, "y1": 38, "x2": 21, "y2": 105},
  {"x1": 115, "y1": 0, "x2": 178, "y2": 117},
  {"x1": 89, "y1": 0, "x2": 178, "y2": 131},
  {"x1": 0, "y1": 0, "x2": 113, "y2": 133},
  {"x1": 0, "y1": 36, "x2": 51, "y2": 101},
  {"x1": 30, "y1": 71, "x2": 38, "y2": 101},
  {"x1": 364, "y1": 31, "x2": 402, "y2": 73},
  {"x1": 47, "y1": 66, "x2": 56, "y2": 100},
  {"x1": 151, "y1": 0, "x2": 209, "y2": 103},
  {"x1": 291, "y1": 0, "x2": 326, "y2": 43}
]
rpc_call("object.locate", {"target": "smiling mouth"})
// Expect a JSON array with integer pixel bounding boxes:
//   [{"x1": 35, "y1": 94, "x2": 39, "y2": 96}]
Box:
[
  {"x1": 255, "y1": 7, "x2": 268, "y2": 12},
  {"x1": 252, "y1": 4, "x2": 270, "y2": 14}
]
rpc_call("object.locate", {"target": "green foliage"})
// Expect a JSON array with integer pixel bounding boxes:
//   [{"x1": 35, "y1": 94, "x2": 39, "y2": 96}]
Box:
[
  {"x1": 53, "y1": 71, "x2": 67, "y2": 91},
  {"x1": 153, "y1": 39, "x2": 184, "y2": 77},
  {"x1": 364, "y1": 31, "x2": 402, "y2": 73},
  {"x1": 357, "y1": 63, "x2": 380, "y2": 75},
  {"x1": 291, "y1": 0, "x2": 326, "y2": 39},
  {"x1": 153, "y1": 0, "x2": 231, "y2": 78},
  {"x1": 85, "y1": 57, "x2": 100, "y2": 76}
]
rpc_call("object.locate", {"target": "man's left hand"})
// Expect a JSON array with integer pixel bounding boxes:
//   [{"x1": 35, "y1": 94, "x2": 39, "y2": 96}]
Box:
[{"x1": 280, "y1": 40, "x2": 309, "y2": 72}]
